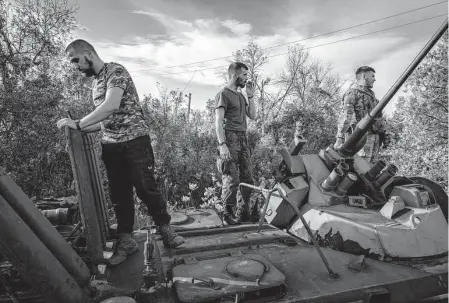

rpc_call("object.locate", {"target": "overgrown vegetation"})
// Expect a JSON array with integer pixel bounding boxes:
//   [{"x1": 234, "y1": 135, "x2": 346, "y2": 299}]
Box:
[
  {"x1": 382, "y1": 32, "x2": 448, "y2": 190},
  {"x1": 0, "y1": 1, "x2": 447, "y2": 215}
]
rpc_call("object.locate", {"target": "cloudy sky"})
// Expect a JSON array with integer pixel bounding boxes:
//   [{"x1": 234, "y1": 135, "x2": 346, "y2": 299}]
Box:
[{"x1": 68, "y1": 0, "x2": 448, "y2": 115}]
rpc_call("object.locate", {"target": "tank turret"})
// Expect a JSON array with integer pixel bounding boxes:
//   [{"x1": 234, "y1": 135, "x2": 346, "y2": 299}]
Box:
[{"x1": 260, "y1": 19, "x2": 448, "y2": 261}]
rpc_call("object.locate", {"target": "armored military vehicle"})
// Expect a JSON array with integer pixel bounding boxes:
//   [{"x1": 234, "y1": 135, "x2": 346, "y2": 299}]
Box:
[
  {"x1": 263, "y1": 21, "x2": 448, "y2": 263},
  {"x1": 0, "y1": 19, "x2": 447, "y2": 303}
]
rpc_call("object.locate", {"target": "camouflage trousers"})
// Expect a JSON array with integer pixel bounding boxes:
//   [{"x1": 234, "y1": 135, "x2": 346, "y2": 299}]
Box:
[
  {"x1": 217, "y1": 131, "x2": 254, "y2": 217},
  {"x1": 356, "y1": 133, "x2": 380, "y2": 163}
]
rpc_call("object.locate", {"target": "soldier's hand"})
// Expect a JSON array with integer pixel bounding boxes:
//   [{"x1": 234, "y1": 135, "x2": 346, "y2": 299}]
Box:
[
  {"x1": 56, "y1": 118, "x2": 76, "y2": 130},
  {"x1": 333, "y1": 138, "x2": 344, "y2": 150},
  {"x1": 219, "y1": 144, "x2": 231, "y2": 161}
]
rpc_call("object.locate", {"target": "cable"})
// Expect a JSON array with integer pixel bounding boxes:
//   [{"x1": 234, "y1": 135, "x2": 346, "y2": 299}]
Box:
[
  {"x1": 138, "y1": 14, "x2": 446, "y2": 77},
  {"x1": 265, "y1": 14, "x2": 448, "y2": 59},
  {"x1": 182, "y1": 70, "x2": 196, "y2": 92},
  {"x1": 134, "y1": 1, "x2": 447, "y2": 72}
]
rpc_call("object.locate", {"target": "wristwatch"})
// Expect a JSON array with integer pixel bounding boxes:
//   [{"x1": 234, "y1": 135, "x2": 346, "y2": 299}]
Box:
[{"x1": 75, "y1": 120, "x2": 81, "y2": 131}]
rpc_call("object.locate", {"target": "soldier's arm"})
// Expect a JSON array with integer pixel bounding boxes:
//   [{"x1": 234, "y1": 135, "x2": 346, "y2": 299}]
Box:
[
  {"x1": 78, "y1": 88, "x2": 123, "y2": 129},
  {"x1": 246, "y1": 96, "x2": 257, "y2": 120},
  {"x1": 215, "y1": 92, "x2": 227, "y2": 144},
  {"x1": 81, "y1": 123, "x2": 102, "y2": 133},
  {"x1": 78, "y1": 65, "x2": 126, "y2": 129},
  {"x1": 336, "y1": 91, "x2": 356, "y2": 139},
  {"x1": 215, "y1": 108, "x2": 226, "y2": 144}
]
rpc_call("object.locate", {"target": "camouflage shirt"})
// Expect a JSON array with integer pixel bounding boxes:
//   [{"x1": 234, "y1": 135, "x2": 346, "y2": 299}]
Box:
[
  {"x1": 92, "y1": 62, "x2": 149, "y2": 143},
  {"x1": 336, "y1": 85, "x2": 386, "y2": 139}
]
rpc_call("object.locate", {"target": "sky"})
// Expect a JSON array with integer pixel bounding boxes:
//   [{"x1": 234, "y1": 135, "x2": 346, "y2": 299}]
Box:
[{"x1": 68, "y1": 0, "x2": 448, "y2": 115}]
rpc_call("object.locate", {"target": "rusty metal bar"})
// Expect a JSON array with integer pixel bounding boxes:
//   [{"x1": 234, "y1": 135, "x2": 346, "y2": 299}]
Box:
[
  {"x1": 276, "y1": 189, "x2": 339, "y2": 278},
  {"x1": 239, "y1": 183, "x2": 278, "y2": 233},
  {"x1": 239, "y1": 182, "x2": 340, "y2": 278}
]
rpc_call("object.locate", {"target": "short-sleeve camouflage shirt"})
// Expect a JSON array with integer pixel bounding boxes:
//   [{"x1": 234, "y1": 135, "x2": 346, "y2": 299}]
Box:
[{"x1": 92, "y1": 62, "x2": 149, "y2": 143}]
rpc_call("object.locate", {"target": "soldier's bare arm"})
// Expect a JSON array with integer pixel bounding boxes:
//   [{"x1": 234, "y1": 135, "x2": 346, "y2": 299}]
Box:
[
  {"x1": 77, "y1": 87, "x2": 124, "y2": 129},
  {"x1": 215, "y1": 108, "x2": 226, "y2": 144},
  {"x1": 245, "y1": 81, "x2": 257, "y2": 120},
  {"x1": 215, "y1": 107, "x2": 231, "y2": 160},
  {"x1": 77, "y1": 65, "x2": 128, "y2": 130},
  {"x1": 246, "y1": 96, "x2": 257, "y2": 120},
  {"x1": 214, "y1": 91, "x2": 231, "y2": 160}
]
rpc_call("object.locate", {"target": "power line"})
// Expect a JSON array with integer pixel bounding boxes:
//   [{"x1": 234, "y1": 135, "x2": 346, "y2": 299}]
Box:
[
  {"x1": 182, "y1": 70, "x2": 196, "y2": 92},
  {"x1": 265, "y1": 15, "x2": 448, "y2": 59},
  {"x1": 134, "y1": 1, "x2": 447, "y2": 72},
  {"x1": 141, "y1": 14, "x2": 446, "y2": 77}
]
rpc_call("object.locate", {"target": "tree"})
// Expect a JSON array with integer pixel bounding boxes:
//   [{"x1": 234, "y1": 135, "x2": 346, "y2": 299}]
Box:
[
  {"x1": 0, "y1": 0, "x2": 80, "y2": 197},
  {"x1": 140, "y1": 86, "x2": 218, "y2": 208},
  {"x1": 383, "y1": 32, "x2": 448, "y2": 189},
  {"x1": 273, "y1": 45, "x2": 344, "y2": 119},
  {"x1": 261, "y1": 44, "x2": 344, "y2": 154},
  {"x1": 215, "y1": 41, "x2": 272, "y2": 127}
]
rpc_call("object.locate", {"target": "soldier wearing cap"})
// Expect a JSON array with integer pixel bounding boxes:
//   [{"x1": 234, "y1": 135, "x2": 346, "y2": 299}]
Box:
[{"x1": 334, "y1": 66, "x2": 386, "y2": 163}]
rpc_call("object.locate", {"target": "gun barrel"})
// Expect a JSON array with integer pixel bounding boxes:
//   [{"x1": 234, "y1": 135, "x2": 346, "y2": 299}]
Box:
[{"x1": 339, "y1": 19, "x2": 448, "y2": 157}]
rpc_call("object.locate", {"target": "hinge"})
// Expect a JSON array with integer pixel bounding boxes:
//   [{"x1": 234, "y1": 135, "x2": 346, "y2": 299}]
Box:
[
  {"x1": 183, "y1": 256, "x2": 198, "y2": 265},
  {"x1": 364, "y1": 287, "x2": 390, "y2": 303}
]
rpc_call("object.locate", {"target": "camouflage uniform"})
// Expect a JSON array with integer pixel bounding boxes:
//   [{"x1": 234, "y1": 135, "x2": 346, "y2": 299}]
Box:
[
  {"x1": 336, "y1": 85, "x2": 386, "y2": 163},
  {"x1": 217, "y1": 131, "x2": 254, "y2": 220},
  {"x1": 93, "y1": 62, "x2": 171, "y2": 233}
]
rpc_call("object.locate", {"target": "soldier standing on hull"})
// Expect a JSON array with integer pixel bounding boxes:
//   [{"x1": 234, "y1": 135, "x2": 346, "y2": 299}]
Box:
[
  {"x1": 334, "y1": 66, "x2": 386, "y2": 163},
  {"x1": 57, "y1": 39, "x2": 184, "y2": 267},
  {"x1": 215, "y1": 62, "x2": 257, "y2": 225}
]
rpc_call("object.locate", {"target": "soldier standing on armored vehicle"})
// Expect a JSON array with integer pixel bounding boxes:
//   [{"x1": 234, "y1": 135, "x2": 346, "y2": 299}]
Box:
[
  {"x1": 215, "y1": 62, "x2": 257, "y2": 225},
  {"x1": 334, "y1": 66, "x2": 386, "y2": 163},
  {"x1": 56, "y1": 39, "x2": 184, "y2": 267}
]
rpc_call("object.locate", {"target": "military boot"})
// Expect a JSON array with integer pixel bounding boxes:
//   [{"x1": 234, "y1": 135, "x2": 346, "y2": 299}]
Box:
[
  {"x1": 108, "y1": 233, "x2": 139, "y2": 267},
  {"x1": 250, "y1": 203, "x2": 261, "y2": 223},
  {"x1": 223, "y1": 205, "x2": 239, "y2": 225},
  {"x1": 235, "y1": 203, "x2": 250, "y2": 223},
  {"x1": 158, "y1": 224, "x2": 185, "y2": 248}
]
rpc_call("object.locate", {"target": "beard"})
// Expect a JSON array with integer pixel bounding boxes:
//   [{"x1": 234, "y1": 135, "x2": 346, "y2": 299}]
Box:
[
  {"x1": 80, "y1": 56, "x2": 96, "y2": 77},
  {"x1": 236, "y1": 77, "x2": 246, "y2": 89}
]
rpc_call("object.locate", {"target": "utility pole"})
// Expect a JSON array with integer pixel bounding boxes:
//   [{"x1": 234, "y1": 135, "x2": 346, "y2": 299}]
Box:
[{"x1": 187, "y1": 92, "x2": 192, "y2": 121}]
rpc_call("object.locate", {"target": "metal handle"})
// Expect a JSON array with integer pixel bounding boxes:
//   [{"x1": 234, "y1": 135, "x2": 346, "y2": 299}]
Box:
[
  {"x1": 239, "y1": 182, "x2": 339, "y2": 278},
  {"x1": 238, "y1": 183, "x2": 278, "y2": 233},
  {"x1": 276, "y1": 189, "x2": 339, "y2": 279}
]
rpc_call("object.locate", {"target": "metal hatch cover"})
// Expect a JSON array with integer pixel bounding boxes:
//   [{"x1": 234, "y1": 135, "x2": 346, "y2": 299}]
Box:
[
  {"x1": 172, "y1": 253, "x2": 286, "y2": 303},
  {"x1": 169, "y1": 211, "x2": 190, "y2": 225}
]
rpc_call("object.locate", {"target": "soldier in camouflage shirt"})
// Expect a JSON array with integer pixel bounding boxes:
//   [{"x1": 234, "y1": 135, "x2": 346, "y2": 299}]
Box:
[
  {"x1": 57, "y1": 40, "x2": 184, "y2": 267},
  {"x1": 334, "y1": 66, "x2": 386, "y2": 163},
  {"x1": 91, "y1": 62, "x2": 150, "y2": 143}
]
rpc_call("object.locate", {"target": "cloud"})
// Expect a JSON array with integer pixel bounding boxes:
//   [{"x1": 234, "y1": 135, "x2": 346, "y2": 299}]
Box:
[
  {"x1": 77, "y1": 2, "x2": 444, "y2": 110},
  {"x1": 221, "y1": 20, "x2": 252, "y2": 36},
  {"x1": 132, "y1": 9, "x2": 193, "y2": 32}
]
